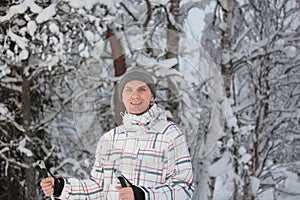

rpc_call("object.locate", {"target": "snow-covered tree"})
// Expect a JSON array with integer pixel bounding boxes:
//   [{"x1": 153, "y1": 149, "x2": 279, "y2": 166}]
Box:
[
  {"x1": 3, "y1": 0, "x2": 299, "y2": 200},
  {"x1": 0, "y1": 0, "x2": 114, "y2": 198},
  {"x1": 1, "y1": 0, "x2": 220, "y2": 199},
  {"x1": 200, "y1": 0, "x2": 300, "y2": 199}
]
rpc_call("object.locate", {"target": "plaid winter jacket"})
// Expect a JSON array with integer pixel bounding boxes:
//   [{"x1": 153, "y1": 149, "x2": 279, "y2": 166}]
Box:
[{"x1": 59, "y1": 104, "x2": 194, "y2": 199}]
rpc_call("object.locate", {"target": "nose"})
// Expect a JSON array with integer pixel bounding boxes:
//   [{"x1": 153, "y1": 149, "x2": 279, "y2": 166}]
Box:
[{"x1": 130, "y1": 89, "x2": 139, "y2": 98}]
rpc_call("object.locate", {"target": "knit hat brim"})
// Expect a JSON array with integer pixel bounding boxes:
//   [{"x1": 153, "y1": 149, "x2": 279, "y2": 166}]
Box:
[{"x1": 118, "y1": 69, "x2": 156, "y2": 100}]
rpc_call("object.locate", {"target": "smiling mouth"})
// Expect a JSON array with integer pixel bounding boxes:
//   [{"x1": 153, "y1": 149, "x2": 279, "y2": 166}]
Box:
[{"x1": 130, "y1": 102, "x2": 142, "y2": 105}]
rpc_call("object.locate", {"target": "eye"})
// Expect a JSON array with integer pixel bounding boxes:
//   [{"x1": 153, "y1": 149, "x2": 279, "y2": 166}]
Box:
[
  {"x1": 124, "y1": 88, "x2": 132, "y2": 93},
  {"x1": 139, "y1": 87, "x2": 147, "y2": 92}
]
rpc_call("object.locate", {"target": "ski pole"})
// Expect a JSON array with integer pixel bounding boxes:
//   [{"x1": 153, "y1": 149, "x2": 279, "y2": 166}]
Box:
[
  {"x1": 114, "y1": 168, "x2": 132, "y2": 187},
  {"x1": 37, "y1": 160, "x2": 55, "y2": 200}
]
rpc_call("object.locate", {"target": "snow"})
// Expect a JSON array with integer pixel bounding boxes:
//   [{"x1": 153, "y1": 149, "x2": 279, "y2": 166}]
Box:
[
  {"x1": 1, "y1": 1, "x2": 300, "y2": 200},
  {"x1": 240, "y1": 153, "x2": 251, "y2": 164},
  {"x1": 0, "y1": 103, "x2": 9, "y2": 121},
  {"x1": 149, "y1": 0, "x2": 169, "y2": 6},
  {"x1": 0, "y1": 64, "x2": 11, "y2": 78},
  {"x1": 258, "y1": 189, "x2": 274, "y2": 200},
  {"x1": 78, "y1": 43, "x2": 85, "y2": 52},
  {"x1": 84, "y1": 30, "x2": 100, "y2": 44},
  {"x1": 285, "y1": 46, "x2": 297, "y2": 58},
  {"x1": 36, "y1": 4, "x2": 57, "y2": 24},
  {"x1": 0, "y1": 0, "x2": 42, "y2": 22},
  {"x1": 49, "y1": 22, "x2": 60, "y2": 34},
  {"x1": 17, "y1": 138, "x2": 33, "y2": 157},
  {"x1": 182, "y1": 93, "x2": 192, "y2": 108},
  {"x1": 250, "y1": 176, "x2": 260, "y2": 195},
  {"x1": 0, "y1": 147, "x2": 9, "y2": 155},
  {"x1": 184, "y1": 8, "x2": 205, "y2": 41},
  {"x1": 238, "y1": 146, "x2": 247, "y2": 155},
  {"x1": 207, "y1": 152, "x2": 231, "y2": 177},
  {"x1": 240, "y1": 125, "x2": 255, "y2": 136},
  {"x1": 25, "y1": 0, "x2": 43, "y2": 13},
  {"x1": 226, "y1": 138, "x2": 234, "y2": 148},
  {"x1": 7, "y1": 29, "x2": 28, "y2": 50},
  {"x1": 283, "y1": 178, "x2": 300, "y2": 195},
  {"x1": 64, "y1": 0, "x2": 86, "y2": 9},
  {"x1": 183, "y1": 1, "x2": 215, "y2": 41},
  {"x1": 79, "y1": 46, "x2": 90, "y2": 58},
  {"x1": 64, "y1": 0, "x2": 117, "y2": 11},
  {"x1": 19, "y1": 49, "x2": 29, "y2": 61},
  {"x1": 136, "y1": 54, "x2": 178, "y2": 69},
  {"x1": 27, "y1": 20, "x2": 37, "y2": 36},
  {"x1": 225, "y1": 98, "x2": 239, "y2": 131},
  {"x1": 213, "y1": 176, "x2": 234, "y2": 200}
]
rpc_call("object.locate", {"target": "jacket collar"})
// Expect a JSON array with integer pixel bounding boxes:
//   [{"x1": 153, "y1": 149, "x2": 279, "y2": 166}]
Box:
[{"x1": 122, "y1": 103, "x2": 166, "y2": 129}]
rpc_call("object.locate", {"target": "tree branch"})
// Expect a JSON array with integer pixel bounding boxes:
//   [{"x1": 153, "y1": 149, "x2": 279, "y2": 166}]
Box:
[
  {"x1": 143, "y1": 0, "x2": 152, "y2": 27},
  {"x1": 120, "y1": 2, "x2": 138, "y2": 21}
]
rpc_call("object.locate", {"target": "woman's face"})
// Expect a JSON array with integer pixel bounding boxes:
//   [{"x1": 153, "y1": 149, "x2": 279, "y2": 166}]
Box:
[{"x1": 122, "y1": 80, "x2": 154, "y2": 115}]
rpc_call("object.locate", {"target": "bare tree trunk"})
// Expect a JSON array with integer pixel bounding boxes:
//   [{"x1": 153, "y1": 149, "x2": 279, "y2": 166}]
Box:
[
  {"x1": 107, "y1": 28, "x2": 126, "y2": 125},
  {"x1": 166, "y1": 0, "x2": 180, "y2": 59},
  {"x1": 107, "y1": 28, "x2": 126, "y2": 77},
  {"x1": 219, "y1": 0, "x2": 233, "y2": 98},
  {"x1": 21, "y1": 68, "x2": 36, "y2": 200},
  {"x1": 165, "y1": 0, "x2": 180, "y2": 123}
]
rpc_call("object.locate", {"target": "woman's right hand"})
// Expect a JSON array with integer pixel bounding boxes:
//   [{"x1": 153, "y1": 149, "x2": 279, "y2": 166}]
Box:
[{"x1": 40, "y1": 177, "x2": 55, "y2": 196}]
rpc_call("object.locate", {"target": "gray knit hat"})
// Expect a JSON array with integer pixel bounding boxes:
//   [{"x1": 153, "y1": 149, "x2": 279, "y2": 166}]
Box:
[{"x1": 118, "y1": 69, "x2": 156, "y2": 100}]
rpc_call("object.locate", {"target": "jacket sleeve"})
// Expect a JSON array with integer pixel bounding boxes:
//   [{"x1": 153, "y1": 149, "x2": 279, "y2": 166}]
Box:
[
  {"x1": 58, "y1": 141, "x2": 105, "y2": 199},
  {"x1": 140, "y1": 125, "x2": 194, "y2": 200}
]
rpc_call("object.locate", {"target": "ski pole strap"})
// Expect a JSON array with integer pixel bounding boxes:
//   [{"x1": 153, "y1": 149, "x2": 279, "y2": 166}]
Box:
[{"x1": 54, "y1": 177, "x2": 64, "y2": 198}]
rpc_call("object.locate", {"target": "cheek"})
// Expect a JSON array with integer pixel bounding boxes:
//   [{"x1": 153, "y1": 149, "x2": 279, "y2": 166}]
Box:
[
  {"x1": 122, "y1": 97, "x2": 128, "y2": 105},
  {"x1": 122, "y1": 93, "x2": 129, "y2": 101},
  {"x1": 121, "y1": 96, "x2": 127, "y2": 105}
]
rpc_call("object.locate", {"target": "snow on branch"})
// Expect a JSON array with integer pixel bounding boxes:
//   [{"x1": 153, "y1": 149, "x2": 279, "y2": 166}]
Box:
[
  {"x1": 0, "y1": 147, "x2": 30, "y2": 177},
  {"x1": 0, "y1": 0, "x2": 42, "y2": 22}
]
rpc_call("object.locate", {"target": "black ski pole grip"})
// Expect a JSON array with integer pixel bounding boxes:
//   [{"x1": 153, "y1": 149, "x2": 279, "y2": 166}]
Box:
[
  {"x1": 118, "y1": 176, "x2": 127, "y2": 187},
  {"x1": 114, "y1": 168, "x2": 131, "y2": 188}
]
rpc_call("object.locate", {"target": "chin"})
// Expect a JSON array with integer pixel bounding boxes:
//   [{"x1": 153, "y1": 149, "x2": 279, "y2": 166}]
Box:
[
  {"x1": 129, "y1": 108, "x2": 147, "y2": 115},
  {"x1": 129, "y1": 110, "x2": 142, "y2": 115}
]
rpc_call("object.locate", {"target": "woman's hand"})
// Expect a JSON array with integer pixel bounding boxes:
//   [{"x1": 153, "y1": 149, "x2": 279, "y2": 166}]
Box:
[{"x1": 40, "y1": 177, "x2": 55, "y2": 197}]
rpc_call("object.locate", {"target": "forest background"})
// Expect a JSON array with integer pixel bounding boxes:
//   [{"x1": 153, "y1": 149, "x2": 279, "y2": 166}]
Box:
[{"x1": 0, "y1": 0, "x2": 299, "y2": 200}]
